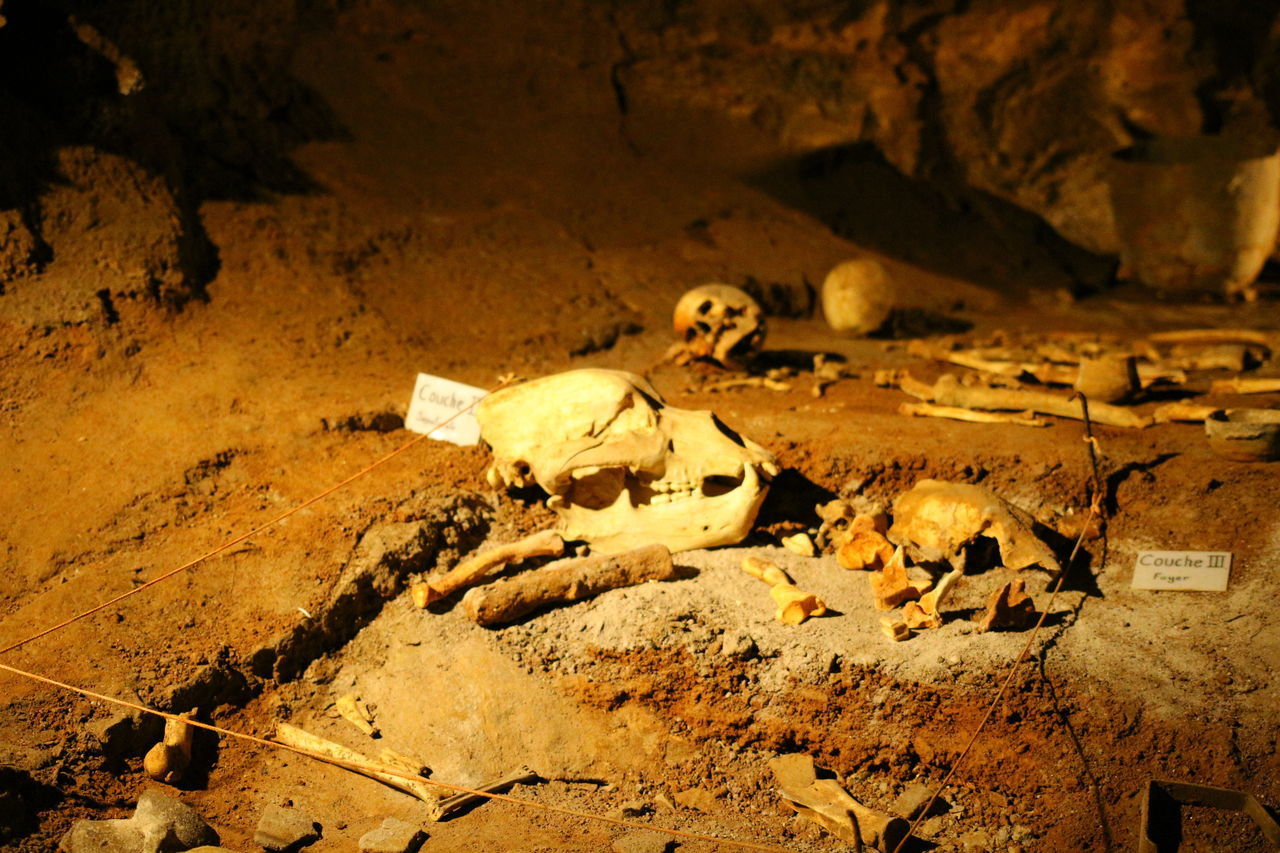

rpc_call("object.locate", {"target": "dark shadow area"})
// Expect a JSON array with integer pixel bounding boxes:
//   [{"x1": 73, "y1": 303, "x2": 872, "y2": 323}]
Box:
[
  {"x1": 756, "y1": 468, "x2": 837, "y2": 531},
  {"x1": 0, "y1": 0, "x2": 350, "y2": 306},
  {"x1": 1035, "y1": 523, "x2": 1104, "y2": 597},
  {"x1": 750, "y1": 142, "x2": 1116, "y2": 298},
  {"x1": 0, "y1": 766, "x2": 64, "y2": 845}
]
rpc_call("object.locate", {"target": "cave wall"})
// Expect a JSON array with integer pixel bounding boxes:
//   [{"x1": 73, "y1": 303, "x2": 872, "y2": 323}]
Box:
[{"x1": 1, "y1": 0, "x2": 1278, "y2": 323}]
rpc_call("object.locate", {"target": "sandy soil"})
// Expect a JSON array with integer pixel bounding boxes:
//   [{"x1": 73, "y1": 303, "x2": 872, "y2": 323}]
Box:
[{"x1": 1, "y1": 4, "x2": 1279, "y2": 853}]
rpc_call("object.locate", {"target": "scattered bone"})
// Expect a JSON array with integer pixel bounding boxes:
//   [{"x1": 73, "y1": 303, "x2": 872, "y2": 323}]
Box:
[
  {"x1": 1153, "y1": 402, "x2": 1219, "y2": 423},
  {"x1": 978, "y1": 578, "x2": 1041, "y2": 632},
  {"x1": 1074, "y1": 355, "x2": 1139, "y2": 403},
  {"x1": 741, "y1": 556, "x2": 827, "y2": 625},
  {"x1": 477, "y1": 369, "x2": 778, "y2": 553},
  {"x1": 915, "y1": 567, "x2": 964, "y2": 624},
  {"x1": 413, "y1": 530, "x2": 565, "y2": 606},
  {"x1": 336, "y1": 694, "x2": 378, "y2": 738},
  {"x1": 880, "y1": 616, "x2": 911, "y2": 642},
  {"x1": 781, "y1": 532, "x2": 816, "y2": 557},
  {"x1": 672, "y1": 284, "x2": 766, "y2": 369},
  {"x1": 1210, "y1": 376, "x2": 1280, "y2": 395},
  {"x1": 890, "y1": 479, "x2": 1060, "y2": 573},
  {"x1": 462, "y1": 544, "x2": 677, "y2": 626},
  {"x1": 274, "y1": 722, "x2": 438, "y2": 805},
  {"x1": 902, "y1": 599, "x2": 942, "y2": 630},
  {"x1": 768, "y1": 753, "x2": 909, "y2": 851},
  {"x1": 822, "y1": 258, "x2": 896, "y2": 335},
  {"x1": 1147, "y1": 328, "x2": 1274, "y2": 352},
  {"x1": 907, "y1": 340, "x2": 1028, "y2": 377},
  {"x1": 908, "y1": 373, "x2": 1151, "y2": 428},
  {"x1": 430, "y1": 767, "x2": 538, "y2": 822},
  {"x1": 770, "y1": 583, "x2": 828, "y2": 625},
  {"x1": 812, "y1": 354, "x2": 851, "y2": 397},
  {"x1": 836, "y1": 525, "x2": 895, "y2": 571},
  {"x1": 869, "y1": 547, "x2": 921, "y2": 611},
  {"x1": 704, "y1": 376, "x2": 791, "y2": 392},
  {"x1": 873, "y1": 368, "x2": 906, "y2": 388},
  {"x1": 742, "y1": 555, "x2": 790, "y2": 587},
  {"x1": 899, "y1": 401, "x2": 1048, "y2": 427},
  {"x1": 1168, "y1": 344, "x2": 1258, "y2": 372},
  {"x1": 142, "y1": 709, "x2": 197, "y2": 785}
]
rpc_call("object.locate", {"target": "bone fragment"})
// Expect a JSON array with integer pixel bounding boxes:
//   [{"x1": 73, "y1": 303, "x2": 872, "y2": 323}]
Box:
[
  {"x1": 915, "y1": 566, "x2": 964, "y2": 623},
  {"x1": 770, "y1": 583, "x2": 828, "y2": 625},
  {"x1": 889, "y1": 479, "x2": 1059, "y2": 573},
  {"x1": 781, "y1": 532, "x2": 817, "y2": 557},
  {"x1": 742, "y1": 556, "x2": 827, "y2": 624},
  {"x1": 880, "y1": 616, "x2": 911, "y2": 642},
  {"x1": 902, "y1": 600, "x2": 942, "y2": 630},
  {"x1": 768, "y1": 754, "x2": 909, "y2": 851},
  {"x1": 742, "y1": 555, "x2": 791, "y2": 587},
  {"x1": 918, "y1": 374, "x2": 1152, "y2": 428},
  {"x1": 143, "y1": 709, "x2": 196, "y2": 784},
  {"x1": 1168, "y1": 344, "x2": 1257, "y2": 372},
  {"x1": 836, "y1": 527, "x2": 896, "y2": 570},
  {"x1": 1153, "y1": 402, "x2": 1219, "y2": 423},
  {"x1": 1147, "y1": 328, "x2": 1274, "y2": 352},
  {"x1": 978, "y1": 578, "x2": 1040, "y2": 632},
  {"x1": 430, "y1": 767, "x2": 539, "y2": 822},
  {"x1": 415, "y1": 530, "x2": 565, "y2": 606},
  {"x1": 274, "y1": 722, "x2": 439, "y2": 805},
  {"x1": 899, "y1": 401, "x2": 1048, "y2": 427},
  {"x1": 335, "y1": 694, "x2": 378, "y2": 738},
  {"x1": 869, "y1": 547, "x2": 920, "y2": 611},
  {"x1": 889, "y1": 370, "x2": 941, "y2": 400},
  {"x1": 705, "y1": 376, "x2": 792, "y2": 392},
  {"x1": 461, "y1": 544, "x2": 676, "y2": 626},
  {"x1": 1210, "y1": 377, "x2": 1280, "y2": 395}
]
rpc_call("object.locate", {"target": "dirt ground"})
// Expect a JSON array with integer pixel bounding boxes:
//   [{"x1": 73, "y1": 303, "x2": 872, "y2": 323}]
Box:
[{"x1": 2, "y1": 4, "x2": 1279, "y2": 853}]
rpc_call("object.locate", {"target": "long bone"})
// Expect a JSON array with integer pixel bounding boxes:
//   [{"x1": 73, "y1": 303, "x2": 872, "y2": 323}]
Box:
[
  {"x1": 902, "y1": 373, "x2": 1152, "y2": 428},
  {"x1": 274, "y1": 722, "x2": 438, "y2": 805},
  {"x1": 430, "y1": 766, "x2": 539, "y2": 821},
  {"x1": 413, "y1": 530, "x2": 565, "y2": 606},
  {"x1": 1210, "y1": 377, "x2": 1280, "y2": 395},
  {"x1": 899, "y1": 401, "x2": 1047, "y2": 427}
]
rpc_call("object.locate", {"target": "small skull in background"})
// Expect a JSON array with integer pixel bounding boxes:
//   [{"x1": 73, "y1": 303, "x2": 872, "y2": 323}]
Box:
[{"x1": 672, "y1": 284, "x2": 766, "y2": 369}]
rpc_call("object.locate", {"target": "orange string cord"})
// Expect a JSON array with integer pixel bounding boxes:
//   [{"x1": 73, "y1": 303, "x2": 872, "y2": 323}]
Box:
[
  {"x1": 0, "y1": 659, "x2": 789, "y2": 852},
  {"x1": 0, "y1": 378, "x2": 510, "y2": 656}
]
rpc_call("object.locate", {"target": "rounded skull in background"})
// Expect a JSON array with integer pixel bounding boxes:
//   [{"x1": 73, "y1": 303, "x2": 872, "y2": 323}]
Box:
[
  {"x1": 476, "y1": 369, "x2": 778, "y2": 554},
  {"x1": 672, "y1": 284, "x2": 766, "y2": 368}
]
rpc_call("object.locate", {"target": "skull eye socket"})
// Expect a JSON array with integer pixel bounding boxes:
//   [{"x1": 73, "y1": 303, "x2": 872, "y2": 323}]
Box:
[
  {"x1": 694, "y1": 321, "x2": 712, "y2": 334},
  {"x1": 696, "y1": 300, "x2": 714, "y2": 314}
]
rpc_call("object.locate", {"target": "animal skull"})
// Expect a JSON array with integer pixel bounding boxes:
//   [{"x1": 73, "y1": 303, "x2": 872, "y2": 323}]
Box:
[
  {"x1": 476, "y1": 369, "x2": 778, "y2": 553},
  {"x1": 672, "y1": 284, "x2": 766, "y2": 368}
]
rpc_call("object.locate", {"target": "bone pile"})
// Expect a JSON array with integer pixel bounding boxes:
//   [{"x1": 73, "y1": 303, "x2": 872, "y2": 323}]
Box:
[{"x1": 881, "y1": 327, "x2": 1278, "y2": 427}]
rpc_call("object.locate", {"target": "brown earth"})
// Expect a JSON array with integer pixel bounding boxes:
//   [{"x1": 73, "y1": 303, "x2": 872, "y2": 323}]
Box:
[{"x1": 2, "y1": 1, "x2": 1279, "y2": 852}]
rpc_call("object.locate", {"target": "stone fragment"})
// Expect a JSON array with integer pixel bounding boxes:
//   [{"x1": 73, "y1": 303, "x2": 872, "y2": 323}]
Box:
[
  {"x1": 255, "y1": 805, "x2": 321, "y2": 851},
  {"x1": 612, "y1": 830, "x2": 672, "y2": 853},
  {"x1": 358, "y1": 817, "x2": 426, "y2": 853},
  {"x1": 718, "y1": 628, "x2": 757, "y2": 661},
  {"x1": 673, "y1": 787, "x2": 719, "y2": 812},
  {"x1": 892, "y1": 782, "x2": 945, "y2": 819},
  {"x1": 880, "y1": 617, "x2": 910, "y2": 642},
  {"x1": 978, "y1": 578, "x2": 1040, "y2": 632},
  {"x1": 60, "y1": 789, "x2": 218, "y2": 853}
]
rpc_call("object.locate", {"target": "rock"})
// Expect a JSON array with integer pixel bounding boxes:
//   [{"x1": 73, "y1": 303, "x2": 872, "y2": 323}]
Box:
[
  {"x1": 611, "y1": 829, "x2": 671, "y2": 853},
  {"x1": 60, "y1": 789, "x2": 218, "y2": 853},
  {"x1": 59, "y1": 819, "x2": 144, "y2": 853},
  {"x1": 892, "y1": 782, "x2": 944, "y2": 819},
  {"x1": 673, "y1": 787, "x2": 719, "y2": 812},
  {"x1": 959, "y1": 829, "x2": 991, "y2": 850},
  {"x1": 255, "y1": 805, "x2": 321, "y2": 851},
  {"x1": 920, "y1": 816, "x2": 947, "y2": 837},
  {"x1": 358, "y1": 817, "x2": 426, "y2": 853},
  {"x1": 718, "y1": 629, "x2": 756, "y2": 661},
  {"x1": 613, "y1": 800, "x2": 650, "y2": 818}
]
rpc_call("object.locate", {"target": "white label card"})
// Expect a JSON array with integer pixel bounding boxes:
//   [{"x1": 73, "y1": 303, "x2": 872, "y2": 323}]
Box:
[
  {"x1": 1131, "y1": 550, "x2": 1231, "y2": 592},
  {"x1": 404, "y1": 373, "x2": 487, "y2": 446}
]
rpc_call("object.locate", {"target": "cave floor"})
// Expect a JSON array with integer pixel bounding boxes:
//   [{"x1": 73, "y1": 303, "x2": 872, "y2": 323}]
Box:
[{"x1": 1, "y1": 7, "x2": 1279, "y2": 853}]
